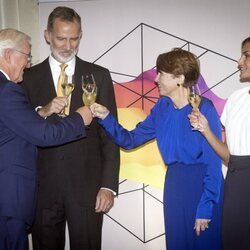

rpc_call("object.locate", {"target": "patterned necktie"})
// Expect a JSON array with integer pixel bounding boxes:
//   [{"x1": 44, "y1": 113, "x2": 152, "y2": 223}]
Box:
[{"x1": 57, "y1": 63, "x2": 68, "y2": 97}]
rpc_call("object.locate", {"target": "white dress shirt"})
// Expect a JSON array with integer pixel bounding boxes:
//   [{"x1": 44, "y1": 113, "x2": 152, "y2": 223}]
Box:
[
  {"x1": 49, "y1": 55, "x2": 76, "y2": 90},
  {"x1": 221, "y1": 86, "x2": 250, "y2": 155},
  {"x1": 0, "y1": 69, "x2": 10, "y2": 80}
]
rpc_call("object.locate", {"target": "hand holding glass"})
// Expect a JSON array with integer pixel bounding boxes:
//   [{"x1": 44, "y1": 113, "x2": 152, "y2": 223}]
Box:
[
  {"x1": 82, "y1": 74, "x2": 97, "y2": 107},
  {"x1": 60, "y1": 74, "x2": 75, "y2": 117},
  {"x1": 188, "y1": 86, "x2": 202, "y2": 130},
  {"x1": 91, "y1": 103, "x2": 110, "y2": 120}
]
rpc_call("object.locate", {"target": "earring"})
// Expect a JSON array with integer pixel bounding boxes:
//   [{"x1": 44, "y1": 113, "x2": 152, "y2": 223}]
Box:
[{"x1": 177, "y1": 83, "x2": 180, "y2": 87}]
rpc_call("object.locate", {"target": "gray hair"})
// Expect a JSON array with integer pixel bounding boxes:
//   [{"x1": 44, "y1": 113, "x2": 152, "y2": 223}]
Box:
[{"x1": 0, "y1": 28, "x2": 31, "y2": 57}]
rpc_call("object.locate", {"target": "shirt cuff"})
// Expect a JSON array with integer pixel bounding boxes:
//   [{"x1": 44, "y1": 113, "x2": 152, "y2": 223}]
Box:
[
  {"x1": 35, "y1": 106, "x2": 43, "y2": 112},
  {"x1": 101, "y1": 187, "x2": 116, "y2": 196},
  {"x1": 35, "y1": 106, "x2": 47, "y2": 119}
]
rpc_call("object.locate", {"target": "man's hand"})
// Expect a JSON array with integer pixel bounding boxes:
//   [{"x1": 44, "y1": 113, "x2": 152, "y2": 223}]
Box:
[
  {"x1": 95, "y1": 189, "x2": 114, "y2": 213},
  {"x1": 76, "y1": 106, "x2": 93, "y2": 126},
  {"x1": 37, "y1": 97, "x2": 67, "y2": 118}
]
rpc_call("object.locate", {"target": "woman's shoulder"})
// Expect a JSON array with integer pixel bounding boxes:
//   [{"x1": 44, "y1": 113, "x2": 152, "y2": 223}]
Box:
[
  {"x1": 149, "y1": 96, "x2": 172, "y2": 114},
  {"x1": 200, "y1": 96, "x2": 217, "y2": 113},
  {"x1": 201, "y1": 96, "x2": 213, "y2": 105}
]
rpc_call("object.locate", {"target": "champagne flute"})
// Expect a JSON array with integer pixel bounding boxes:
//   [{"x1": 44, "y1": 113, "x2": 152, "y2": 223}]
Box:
[
  {"x1": 188, "y1": 85, "x2": 202, "y2": 130},
  {"x1": 82, "y1": 74, "x2": 97, "y2": 107},
  {"x1": 60, "y1": 74, "x2": 75, "y2": 117}
]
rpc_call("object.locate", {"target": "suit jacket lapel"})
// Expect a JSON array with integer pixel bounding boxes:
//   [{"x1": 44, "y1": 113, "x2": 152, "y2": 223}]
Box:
[
  {"x1": 27, "y1": 58, "x2": 57, "y2": 108},
  {"x1": 43, "y1": 59, "x2": 57, "y2": 103},
  {"x1": 0, "y1": 71, "x2": 7, "y2": 82}
]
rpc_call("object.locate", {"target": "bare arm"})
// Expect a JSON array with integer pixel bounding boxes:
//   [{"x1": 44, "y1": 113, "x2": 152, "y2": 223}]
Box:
[
  {"x1": 201, "y1": 121, "x2": 230, "y2": 165},
  {"x1": 189, "y1": 110, "x2": 230, "y2": 165}
]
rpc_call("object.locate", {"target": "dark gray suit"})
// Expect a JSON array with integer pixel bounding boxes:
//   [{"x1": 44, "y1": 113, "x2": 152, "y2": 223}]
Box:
[{"x1": 22, "y1": 57, "x2": 120, "y2": 250}]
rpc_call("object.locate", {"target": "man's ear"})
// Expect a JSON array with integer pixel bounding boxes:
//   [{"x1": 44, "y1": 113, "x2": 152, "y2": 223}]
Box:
[
  {"x1": 79, "y1": 31, "x2": 83, "y2": 40},
  {"x1": 44, "y1": 30, "x2": 50, "y2": 45},
  {"x1": 3, "y1": 48, "x2": 13, "y2": 64}
]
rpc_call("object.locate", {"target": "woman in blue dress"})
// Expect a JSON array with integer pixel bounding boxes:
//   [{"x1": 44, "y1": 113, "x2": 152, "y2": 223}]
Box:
[{"x1": 91, "y1": 48, "x2": 223, "y2": 250}]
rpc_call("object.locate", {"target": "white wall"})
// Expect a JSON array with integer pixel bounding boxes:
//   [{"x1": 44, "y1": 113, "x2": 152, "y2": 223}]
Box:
[
  {"x1": 0, "y1": 0, "x2": 40, "y2": 63},
  {"x1": 38, "y1": 1, "x2": 250, "y2": 249},
  {"x1": 39, "y1": 0, "x2": 250, "y2": 95}
]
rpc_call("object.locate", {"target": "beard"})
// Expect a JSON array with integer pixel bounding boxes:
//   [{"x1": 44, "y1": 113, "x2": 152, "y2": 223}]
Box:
[
  {"x1": 50, "y1": 46, "x2": 78, "y2": 63},
  {"x1": 239, "y1": 71, "x2": 250, "y2": 83},
  {"x1": 240, "y1": 77, "x2": 250, "y2": 83}
]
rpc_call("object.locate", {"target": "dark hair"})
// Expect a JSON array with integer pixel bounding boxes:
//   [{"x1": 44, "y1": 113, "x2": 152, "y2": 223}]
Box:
[
  {"x1": 242, "y1": 37, "x2": 250, "y2": 48},
  {"x1": 156, "y1": 48, "x2": 200, "y2": 87},
  {"x1": 47, "y1": 6, "x2": 82, "y2": 32}
]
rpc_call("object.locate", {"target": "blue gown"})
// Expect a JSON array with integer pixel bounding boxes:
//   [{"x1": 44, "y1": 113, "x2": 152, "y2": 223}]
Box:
[{"x1": 99, "y1": 96, "x2": 223, "y2": 250}]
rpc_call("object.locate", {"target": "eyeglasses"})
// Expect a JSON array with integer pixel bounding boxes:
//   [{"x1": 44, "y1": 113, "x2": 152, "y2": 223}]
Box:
[{"x1": 12, "y1": 48, "x2": 32, "y2": 63}]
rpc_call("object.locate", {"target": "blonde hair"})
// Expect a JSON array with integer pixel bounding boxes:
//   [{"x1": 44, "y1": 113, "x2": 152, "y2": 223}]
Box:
[{"x1": 0, "y1": 28, "x2": 31, "y2": 57}]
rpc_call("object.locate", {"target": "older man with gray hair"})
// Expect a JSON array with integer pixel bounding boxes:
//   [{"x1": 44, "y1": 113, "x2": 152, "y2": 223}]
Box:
[{"x1": 0, "y1": 28, "x2": 92, "y2": 250}]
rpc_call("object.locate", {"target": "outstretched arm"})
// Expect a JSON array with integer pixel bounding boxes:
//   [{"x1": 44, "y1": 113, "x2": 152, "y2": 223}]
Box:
[{"x1": 90, "y1": 103, "x2": 156, "y2": 150}]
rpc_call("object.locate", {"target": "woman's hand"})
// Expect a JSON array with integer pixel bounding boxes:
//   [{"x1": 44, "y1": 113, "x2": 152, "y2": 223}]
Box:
[
  {"x1": 188, "y1": 109, "x2": 209, "y2": 133},
  {"x1": 194, "y1": 218, "x2": 211, "y2": 236},
  {"x1": 90, "y1": 103, "x2": 110, "y2": 120}
]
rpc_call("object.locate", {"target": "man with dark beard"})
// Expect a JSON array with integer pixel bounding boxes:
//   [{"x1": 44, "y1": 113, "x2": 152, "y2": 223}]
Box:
[{"x1": 22, "y1": 6, "x2": 120, "y2": 250}]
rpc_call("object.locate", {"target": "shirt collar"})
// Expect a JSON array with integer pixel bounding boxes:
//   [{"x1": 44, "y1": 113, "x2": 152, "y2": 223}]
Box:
[
  {"x1": 0, "y1": 69, "x2": 10, "y2": 80},
  {"x1": 49, "y1": 55, "x2": 76, "y2": 75}
]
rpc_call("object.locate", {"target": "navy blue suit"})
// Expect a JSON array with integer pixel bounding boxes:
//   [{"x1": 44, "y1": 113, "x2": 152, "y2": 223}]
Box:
[{"x1": 0, "y1": 71, "x2": 86, "y2": 248}]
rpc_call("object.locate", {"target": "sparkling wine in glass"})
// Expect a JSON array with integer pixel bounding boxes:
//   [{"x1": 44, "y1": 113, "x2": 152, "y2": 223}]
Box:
[
  {"x1": 60, "y1": 74, "x2": 75, "y2": 117},
  {"x1": 82, "y1": 74, "x2": 97, "y2": 107},
  {"x1": 188, "y1": 86, "x2": 201, "y2": 110},
  {"x1": 188, "y1": 85, "x2": 202, "y2": 130}
]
